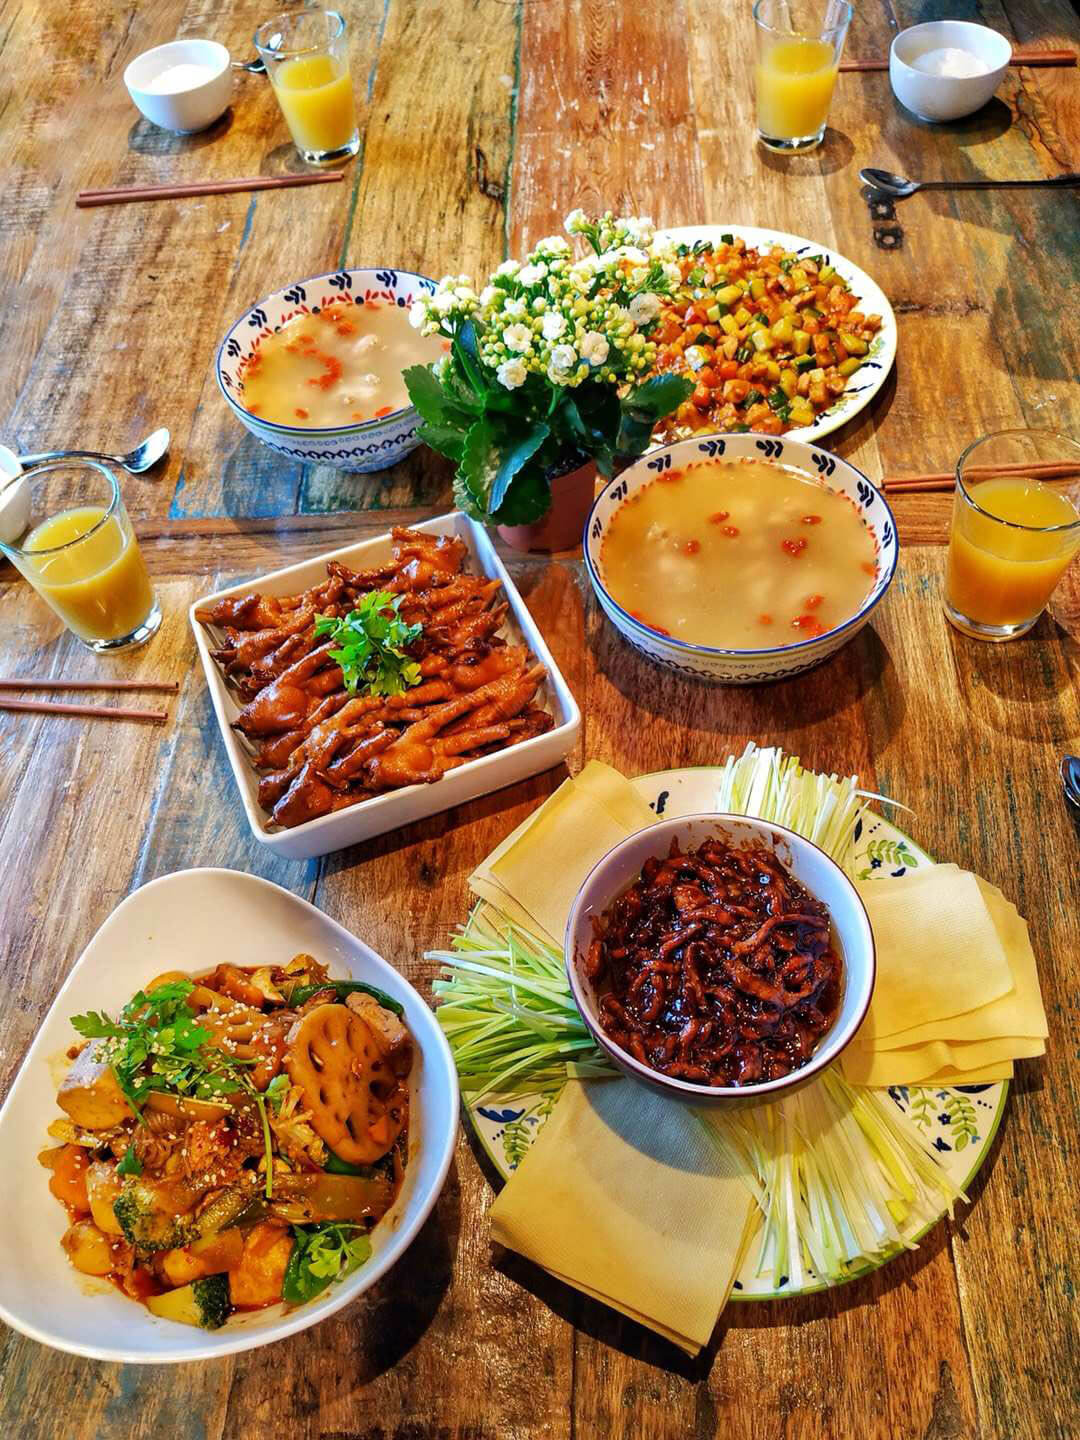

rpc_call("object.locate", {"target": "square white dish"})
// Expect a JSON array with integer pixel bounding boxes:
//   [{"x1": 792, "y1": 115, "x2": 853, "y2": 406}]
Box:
[
  {"x1": 190, "y1": 512, "x2": 581, "y2": 860},
  {"x1": 0, "y1": 868, "x2": 459, "y2": 1363}
]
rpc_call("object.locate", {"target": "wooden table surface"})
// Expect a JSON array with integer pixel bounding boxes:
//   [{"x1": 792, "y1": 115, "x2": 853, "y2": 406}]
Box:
[{"x1": 2, "y1": 2, "x2": 1079, "y2": 1436}]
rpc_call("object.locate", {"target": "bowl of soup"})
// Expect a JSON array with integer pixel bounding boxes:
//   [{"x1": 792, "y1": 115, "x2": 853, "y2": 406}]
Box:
[
  {"x1": 216, "y1": 268, "x2": 445, "y2": 471},
  {"x1": 584, "y1": 434, "x2": 898, "y2": 683}
]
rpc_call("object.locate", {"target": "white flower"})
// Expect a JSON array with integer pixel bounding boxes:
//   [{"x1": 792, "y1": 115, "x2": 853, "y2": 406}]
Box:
[
  {"x1": 496, "y1": 357, "x2": 528, "y2": 389},
  {"x1": 564, "y1": 208, "x2": 588, "y2": 232},
  {"x1": 503, "y1": 297, "x2": 527, "y2": 319},
  {"x1": 547, "y1": 344, "x2": 578, "y2": 379},
  {"x1": 480, "y1": 285, "x2": 498, "y2": 306},
  {"x1": 662, "y1": 262, "x2": 682, "y2": 287},
  {"x1": 535, "y1": 235, "x2": 570, "y2": 255},
  {"x1": 454, "y1": 285, "x2": 476, "y2": 301},
  {"x1": 620, "y1": 216, "x2": 655, "y2": 246},
  {"x1": 503, "y1": 323, "x2": 533, "y2": 353},
  {"x1": 434, "y1": 354, "x2": 451, "y2": 380},
  {"x1": 598, "y1": 245, "x2": 649, "y2": 267},
  {"x1": 580, "y1": 331, "x2": 610, "y2": 365},
  {"x1": 541, "y1": 311, "x2": 567, "y2": 340},
  {"x1": 432, "y1": 290, "x2": 457, "y2": 315},
  {"x1": 408, "y1": 300, "x2": 427, "y2": 330},
  {"x1": 517, "y1": 262, "x2": 548, "y2": 286},
  {"x1": 628, "y1": 292, "x2": 661, "y2": 326},
  {"x1": 495, "y1": 259, "x2": 521, "y2": 278}
]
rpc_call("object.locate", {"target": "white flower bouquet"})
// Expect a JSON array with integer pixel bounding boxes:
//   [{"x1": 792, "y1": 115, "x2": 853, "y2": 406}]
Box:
[{"x1": 403, "y1": 213, "x2": 692, "y2": 526}]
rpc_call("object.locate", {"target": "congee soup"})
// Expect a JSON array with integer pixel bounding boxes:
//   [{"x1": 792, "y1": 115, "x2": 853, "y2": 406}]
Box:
[
  {"x1": 240, "y1": 302, "x2": 443, "y2": 428},
  {"x1": 599, "y1": 458, "x2": 878, "y2": 647}
]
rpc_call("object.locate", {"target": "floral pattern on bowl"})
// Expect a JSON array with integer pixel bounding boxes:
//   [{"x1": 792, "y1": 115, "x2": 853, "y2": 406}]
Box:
[
  {"x1": 583, "y1": 433, "x2": 899, "y2": 684},
  {"x1": 215, "y1": 267, "x2": 436, "y2": 472}
]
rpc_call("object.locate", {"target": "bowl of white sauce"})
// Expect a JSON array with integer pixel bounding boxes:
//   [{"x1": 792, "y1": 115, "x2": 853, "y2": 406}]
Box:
[
  {"x1": 124, "y1": 39, "x2": 232, "y2": 134},
  {"x1": 890, "y1": 21, "x2": 1011, "y2": 122}
]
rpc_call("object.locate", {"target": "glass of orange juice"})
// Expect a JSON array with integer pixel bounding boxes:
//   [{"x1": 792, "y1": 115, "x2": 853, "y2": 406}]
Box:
[
  {"x1": 0, "y1": 460, "x2": 160, "y2": 652},
  {"x1": 255, "y1": 7, "x2": 359, "y2": 166},
  {"x1": 945, "y1": 429, "x2": 1080, "y2": 641},
  {"x1": 753, "y1": 0, "x2": 853, "y2": 153}
]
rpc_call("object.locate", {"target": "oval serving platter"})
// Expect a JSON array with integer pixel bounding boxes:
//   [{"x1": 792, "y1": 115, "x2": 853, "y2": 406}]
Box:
[
  {"x1": 655, "y1": 224, "x2": 898, "y2": 447},
  {"x1": 463, "y1": 766, "x2": 1007, "y2": 1302}
]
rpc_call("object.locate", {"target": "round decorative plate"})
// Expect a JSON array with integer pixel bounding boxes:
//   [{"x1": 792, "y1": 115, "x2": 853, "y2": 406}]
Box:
[
  {"x1": 464, "y1": 767, "x2": 1007, "y2": 1301},
  {"x1": 654, "y1": 224, "x2": 898, "y2": 447}
]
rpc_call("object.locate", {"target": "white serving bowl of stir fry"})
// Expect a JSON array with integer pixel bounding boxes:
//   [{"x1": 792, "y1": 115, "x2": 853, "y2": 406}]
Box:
[{"x1": 0, "y1": 869, "x2": 458, "y2": 1362}]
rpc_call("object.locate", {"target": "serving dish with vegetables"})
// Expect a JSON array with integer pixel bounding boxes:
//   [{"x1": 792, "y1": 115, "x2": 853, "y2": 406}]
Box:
[
  {"x1": 0, "y1": 868, "x2": 457, "y2": 1362},
  {"x1": 652, "y1": 226, "x2": 897, "y2": 445}
]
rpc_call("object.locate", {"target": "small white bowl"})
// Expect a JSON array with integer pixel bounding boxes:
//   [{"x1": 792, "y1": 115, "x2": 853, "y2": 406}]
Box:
[
  {"x1": 890, "y1": 22, "x2": 1011, "y2": 122},
  {"x1": 216, "y1": 267, "x2": 437, "y2": 471},
  {"x1": 583, "y1": 433, "x2": 898, "y2": 685},
  {"x1": 0, "y1": 868, "x2": 459, "y2": 1362},
  {"x1": 565, "y1": 814, "x2": 876, "y2": 1108},
  {"x1": 124, "y1": 39, "x2": 232, "y2": 134},
  {"x1": 0, "y1": 445, "x2": 29, "y2": 547}
]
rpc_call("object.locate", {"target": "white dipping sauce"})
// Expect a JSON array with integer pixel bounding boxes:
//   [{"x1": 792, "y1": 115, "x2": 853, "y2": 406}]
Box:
[
  {"x1": 910, "y1": 46, "x2": 990, "y2": 79},
  {"x1": 142, "y1": 62, "x2": 218, "y2": 94}
]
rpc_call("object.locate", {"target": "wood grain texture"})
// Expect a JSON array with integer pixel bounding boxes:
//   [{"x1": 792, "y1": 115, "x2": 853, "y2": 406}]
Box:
[{"x1": 1, "y1": 1, "x2": 1079, "y2": 1437}]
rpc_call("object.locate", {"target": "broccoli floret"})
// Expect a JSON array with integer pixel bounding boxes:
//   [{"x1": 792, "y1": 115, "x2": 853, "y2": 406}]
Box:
[
  {"x1": 192, "y1": 1274, "x2": 232, "y2": 1330},
  {"x1": 113, "y1": 1180, "x2": 191, "y2": 1253}
]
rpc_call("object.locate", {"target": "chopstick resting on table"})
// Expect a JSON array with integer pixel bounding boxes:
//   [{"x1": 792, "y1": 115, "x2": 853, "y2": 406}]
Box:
[
  {"x1": 0, "y1": 697, "x2": 168, "y2": 723},
  {"x1": 0, "y1": 677, "x2": 178, "y2": 693},
  {"x1": 883, "y1": 460, "x2": 1080, "y2": 495},
  {"x1": 76, "y1": 173, "x2": 344, "y2": 208},
  {"x1": 840, "y1": 48, "x2": 1076, "y2": 73}
]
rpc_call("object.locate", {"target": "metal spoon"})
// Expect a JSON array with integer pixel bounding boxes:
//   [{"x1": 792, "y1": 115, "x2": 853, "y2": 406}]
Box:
[
  {"x1": 15, "y1": 427, "x2": 171, "y2": 475},
  {"x1": 232, "y1": 57, "x2": 266, "y2": 74},
  {"x1": 1062, "y1": 755, "x2": 1080, "y2": 816},
  {"x1": 860, "y1": 166, "x2": 1080, "y2": 198}
]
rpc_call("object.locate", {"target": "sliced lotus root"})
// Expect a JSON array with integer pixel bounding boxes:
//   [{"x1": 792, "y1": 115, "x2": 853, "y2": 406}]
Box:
[{"x1": 285, "y1": 1003, "x2": 395, "y2": 1165}]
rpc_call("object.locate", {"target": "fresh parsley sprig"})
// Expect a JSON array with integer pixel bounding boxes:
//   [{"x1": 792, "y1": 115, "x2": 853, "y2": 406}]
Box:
[
  {"x1": 282, "y1": 1223, "x2": 373, "y2": 1304},
  {"x1": 314, "y1": 592, "x2": 423, "y2": 698}
]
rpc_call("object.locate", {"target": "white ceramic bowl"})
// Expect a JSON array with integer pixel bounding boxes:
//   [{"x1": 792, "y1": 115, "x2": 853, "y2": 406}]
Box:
[
  {"x1": 216, "y1": 268, "x2": 438, "y2": 471},
  {"x1": 583, "y1": 433, "x2": 898, "y2": 684},
  {"x1": 124, "y1": 39, "x2": 232, "y2": 134},
  {"x1": 0, "y1": 868, "x2": 459, "y2": 1362},
  {"x1": 890, "y1": 22, "x2": 1011, "y2": 122},
  {"x1": 191, "y1": 511, "x2": 581, "y2": 860},
  {"x1": 565, "y1": 814, "x2": 875, "y2": 1107}
]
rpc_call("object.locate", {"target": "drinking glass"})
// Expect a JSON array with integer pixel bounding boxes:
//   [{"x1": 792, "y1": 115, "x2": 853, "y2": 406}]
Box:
[
  {"x1": 0, "y1": 460, "x2": 160, "y2": 652},
  {"x1": 753, "y1": 0, "x2": 853, "y2": 153},
  {"x1": 944, "y1": 429, "x2": 1080, "y2": 641},
  {"x1": 255, "y1": 7, "x2": 359, "y2": 166}
]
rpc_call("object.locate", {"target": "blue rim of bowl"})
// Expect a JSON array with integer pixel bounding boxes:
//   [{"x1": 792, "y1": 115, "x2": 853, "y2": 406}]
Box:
[
  {"x1": 563, "y1": 811, "x2": 877, "y2": 1102},
  {"x1": 214, "y1": 266, "x2": 436, "y2": 437},
  {"x1": 582, "y1": 437, "x2": 900, "y2": 658}
]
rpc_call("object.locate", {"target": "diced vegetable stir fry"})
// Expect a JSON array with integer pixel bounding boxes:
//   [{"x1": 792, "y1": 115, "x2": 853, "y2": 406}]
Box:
[{"x1": 649, "y1": 237, "x2": 883, "y2": 438}]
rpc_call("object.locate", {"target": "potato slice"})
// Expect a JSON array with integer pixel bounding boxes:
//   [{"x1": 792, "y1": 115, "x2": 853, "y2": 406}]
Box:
[
  {"x1": 285, "y1": 1004, "x2": 402, "y2": 1165},
  {"x1": 57, "y1": 1046, "x2": 130, "y2": 1130}
]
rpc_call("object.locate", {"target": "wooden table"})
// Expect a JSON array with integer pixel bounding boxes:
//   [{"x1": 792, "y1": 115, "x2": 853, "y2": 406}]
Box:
[{"x1": 2, "y1": 2, "x2": 1079, "y2": 1436}]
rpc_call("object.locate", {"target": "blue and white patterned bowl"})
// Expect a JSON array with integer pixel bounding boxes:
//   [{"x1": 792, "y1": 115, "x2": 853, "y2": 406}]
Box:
[
  {"x1": 583, "y1": 433, "x2": 899, "y2": 684},
  {"x1": 215, "y1": 267, "x2": 437, "y2": 471}
]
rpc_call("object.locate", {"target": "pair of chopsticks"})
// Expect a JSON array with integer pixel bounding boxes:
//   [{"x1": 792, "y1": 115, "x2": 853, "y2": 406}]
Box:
[
  {"x1": 882, "y1": 460, "x2": 1079, "y2": 495},
  {"x1": 76, "y1": 171, "x2": 343, "y2": 208},
  {"x1": 840, "y1": 48, "x2": 1076, "y2": 73},
  {"x1": 0, "y1": 677, "x2": 177, "y2": 723}
]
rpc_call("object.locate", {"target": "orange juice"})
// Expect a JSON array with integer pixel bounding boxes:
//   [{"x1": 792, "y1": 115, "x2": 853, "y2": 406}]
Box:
[
  {"x1": 946, "y1": 476, "x2": 1080, "y2": 628},
  {"x1": 756, "y1": 37, "x2": 839, "y2": 141},
  {"x1": 22, "y1": 505, "x2": 155, "y2": 642},
  {"x1": 271, "y1": 54, "x2": 356, "y2": 156}
]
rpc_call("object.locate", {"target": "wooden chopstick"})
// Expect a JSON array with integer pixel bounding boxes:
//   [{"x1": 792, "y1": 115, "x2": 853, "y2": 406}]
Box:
[
  {"x1": 883, "y1": 460, "x2": 1080, "y2": 495},
  {"x1": 840, "y1": 48, "x2": 1076, "y2": 73},
  {"x1": 0, "y1": 697, "x2": 168, "y2": 723},
  {"x1": 76, "y1": 173, "x2": 344, "y2": 208},
  {"x1": 0, "y1": 677, "x2": 178, "y2": 693}
]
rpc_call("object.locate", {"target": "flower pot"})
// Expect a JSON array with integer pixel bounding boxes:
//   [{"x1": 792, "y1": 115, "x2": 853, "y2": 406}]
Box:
[{"x1": 497, "y1": 460, "x2": 598, "y2": 554}]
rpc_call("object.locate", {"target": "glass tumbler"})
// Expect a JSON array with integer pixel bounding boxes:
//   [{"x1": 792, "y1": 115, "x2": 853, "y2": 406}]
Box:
[
  {"x1": 0, "y1": 460, "x2": 160, "y2": 652},
  {"x1": 753, "y1": 0, "x2": 853, "y2": 153},
  {"x1": 255, "y1": 7, "x2": 359, "y2": 165},
  {"x1": 944, "y1": 429, "x2": 1080, "y2": 641}
]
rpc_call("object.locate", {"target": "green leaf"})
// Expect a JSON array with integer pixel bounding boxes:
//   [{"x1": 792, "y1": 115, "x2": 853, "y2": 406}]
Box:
[
  {"x1": 117, "y1": 1143, "x2": 142, "y2": 1176},
  {"x1": 458, "y1": 417, "x2": 498, "y2": 513},
  {"x1": 402, "y1": 364, "x2": 451, "y2": 427},
  {"x1": 315, "y1": 593, "x2": 424, "y2": 697},
  {"x1": 490, "y1": 464, "x2": 552, "y2": 526},
  {"x1": 489, "y1": 421, "x2": 550, "y2": 514},
  {"x1": 417, "y1": 419, "x2": 466, "y2": 463},
  {"x1": 282, "y1": 1223, "x2": 373, "y2": 1305},
  {"x1": 264, "y1": 1073, "x2": 290, "y2": 1115},
  {"x1": 622, "y1": 373, "x2": 695, "y2": 421},
  {"x1": 70, "y1": 1010, "x2": 124, "y2": 1040}
]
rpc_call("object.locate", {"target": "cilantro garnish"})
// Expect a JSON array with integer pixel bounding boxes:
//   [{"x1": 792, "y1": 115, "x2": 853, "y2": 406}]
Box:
[
  {"x1": 282, "y1": 1223, "x2": 372, "y2": 1304},
  {"x1": 117, "y1": 1143, "x2": 142, "y2": 1176},
  {"x1": 313, "y1": 592, "x2": 423, "y2": 697}
]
